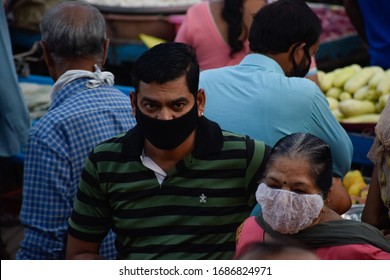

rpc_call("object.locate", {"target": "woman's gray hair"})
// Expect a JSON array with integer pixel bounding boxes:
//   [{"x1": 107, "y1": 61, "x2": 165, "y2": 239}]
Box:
[
  {"x1": 40, "y1": 1, "x2": 107, "y2": 61},
  {"x1": 265, "y1": 133, "x2": 333, "y2": 198}
]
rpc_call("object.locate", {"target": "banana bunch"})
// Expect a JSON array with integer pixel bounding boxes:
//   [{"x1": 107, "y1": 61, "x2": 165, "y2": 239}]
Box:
[{"x1": 318, "y1": 65, "x2": 390, "y2": 123}]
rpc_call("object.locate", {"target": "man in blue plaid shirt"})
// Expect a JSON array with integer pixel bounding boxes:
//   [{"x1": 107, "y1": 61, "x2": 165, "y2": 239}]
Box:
[{"x1": 16, "y1": 1, "x2": 136, "y2": 259}]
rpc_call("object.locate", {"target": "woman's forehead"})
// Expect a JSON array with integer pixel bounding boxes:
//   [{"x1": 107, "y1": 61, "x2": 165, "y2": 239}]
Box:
[{"x1": 267, "y1": 157, "x2": 313, "y2": 179}]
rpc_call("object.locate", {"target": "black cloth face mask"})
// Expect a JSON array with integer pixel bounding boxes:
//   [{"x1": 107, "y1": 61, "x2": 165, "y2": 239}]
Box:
[
  {"x1": 290, "y1": 45, "x2": 312, "y2": 78},
  {"x1": 135, "y1": 101, "x2": 199, "y2": 150}
]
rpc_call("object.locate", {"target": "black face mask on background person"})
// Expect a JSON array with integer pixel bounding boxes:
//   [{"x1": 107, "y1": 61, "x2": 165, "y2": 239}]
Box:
[
  {"x1": 135, "y1": 101, "x2": 199, "y2": 150},
  {"x1": 289, "y1": 45, "x2": 311, "y2": 78}
]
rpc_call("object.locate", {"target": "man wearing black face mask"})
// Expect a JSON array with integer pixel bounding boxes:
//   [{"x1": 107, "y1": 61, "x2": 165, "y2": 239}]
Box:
[
  {"x1": 66, "y1": 42, "x2": 270, "y2": 260},
  {"x1": 200, "y1": 0, "x2": 354, "y2": 216}
]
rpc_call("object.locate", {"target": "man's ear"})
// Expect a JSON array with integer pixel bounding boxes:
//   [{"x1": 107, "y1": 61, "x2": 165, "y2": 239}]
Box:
[
  {"x1": 40, "y1": 41, "x2": 53, "y2": 68},
  {"x1": 130, "y1": 91, "x2": 136, "y2": 117},
  {"x1": 197, "y1": 89, "x2": 206, "y2": 117},
  {"x1": 291, "y1": 42, "x2": 306, "y2": 62},
  {"x1": 40, "y1": 41, "x2": 58, "y2": 80}
]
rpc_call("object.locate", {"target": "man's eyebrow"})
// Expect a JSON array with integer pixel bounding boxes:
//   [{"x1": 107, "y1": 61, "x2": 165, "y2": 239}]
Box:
[
  {"x1": 140, "y1": 96, "x2": 190, "y2": 103},
  {"x1": 170, "y1": 97, "x2": 189, "y2": 103},
  {"x1": 140, "y1": 96, "x2": 158, "y2": 103}
]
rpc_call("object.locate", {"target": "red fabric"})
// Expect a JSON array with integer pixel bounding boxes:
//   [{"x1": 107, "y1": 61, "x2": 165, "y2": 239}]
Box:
[{"x1": 235, "y1": 216, "x2": 390, "y2": 260}]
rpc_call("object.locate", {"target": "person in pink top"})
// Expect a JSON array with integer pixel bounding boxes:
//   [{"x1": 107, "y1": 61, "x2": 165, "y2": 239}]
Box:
[
  {"x1": 175, "y1": 0, "x2": 266, "y2": 70},
  {"x1": 175, "y1": 0, "x2": 319, "y2": 83},
  {"x1": 236, "y1": 133, "x2": 390, "y2": 260}
]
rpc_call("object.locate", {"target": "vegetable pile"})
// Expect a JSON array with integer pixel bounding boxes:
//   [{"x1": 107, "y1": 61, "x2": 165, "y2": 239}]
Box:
[{"x1": 318, "y1": 65, "x2": 390, "y2": 123}]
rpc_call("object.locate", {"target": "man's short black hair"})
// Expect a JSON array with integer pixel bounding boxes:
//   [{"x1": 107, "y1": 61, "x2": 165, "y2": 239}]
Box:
[
  {"x1": 249, "y1": 0, "x2": 322, "y2": 54},
  {"x1": 132, "y1": 42, "x2": 200, "y2": 96}
]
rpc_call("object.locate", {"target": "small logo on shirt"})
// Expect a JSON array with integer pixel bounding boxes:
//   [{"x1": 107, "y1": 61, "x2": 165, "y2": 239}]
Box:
[{"x1": 199, "y1": 193, "x2": 207, "y2": 204}]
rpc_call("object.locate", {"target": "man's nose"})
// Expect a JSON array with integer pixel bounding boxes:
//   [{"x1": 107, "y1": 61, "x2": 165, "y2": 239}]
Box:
[{"x1": 157, "y1": 108, "x2": 173, "y2": 120}]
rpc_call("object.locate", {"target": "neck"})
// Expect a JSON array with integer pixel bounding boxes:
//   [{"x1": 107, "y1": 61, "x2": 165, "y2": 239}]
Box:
[
  {"x1": 51, "y1": 58, "x2": 101, "y2": 81},
  {"x1": 265, "y1": 53, "x2": 290, "y2": 75},
  {"x1": 144, "y1": 131, "x2": 196, "y2": 173}
]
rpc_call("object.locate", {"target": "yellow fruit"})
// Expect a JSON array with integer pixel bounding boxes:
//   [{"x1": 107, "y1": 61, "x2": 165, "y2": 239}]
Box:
[
  {"x1": 341, "y1": 113, "x2": 380, "y2": 124},
  {"x1": 369, "y1": 70, "x2": 385, "y2": 89},
  {"x1": 339, "y1": 91, "x2": 352, "y2": 101},
  {"x1": 331, "y1": 108, "x2": 344, "y2": 121},
  {"x1": 317, "y1": 70, "x2": 326, "y2": 85},
  {"x1": 333, "y1": 65, "x2": 359, "y2": 88},
  {"x1": 326, "y1": 97, "x2": 339, "y2": 110},
  {"x1": 326, "y1": 87, "x2": 342, "y2": 99},
  {"x1": 338, "y1": 99, "x2": 375, "y2": 117},
  {"x1": 343, "y1": 170, "x2": 365, "y2": 190},
  {"x1": 375, "y1": 94, "x2": 389, "y2": 113},
  {"x1": 360, "y1": 186, "x2": 369, "y2": 198},
  {"x1": 348, "y1": 181, "x2": 366, "y2": 196},
  {"x1": 377, "y1": 72, "x2": 390, "y2": 95},
  {"x1": 320, "y1": 72, "x2": 336, "y2": 92},
  {"x1": 344, "y1": 66, "x2": 378, "y2": 93}
]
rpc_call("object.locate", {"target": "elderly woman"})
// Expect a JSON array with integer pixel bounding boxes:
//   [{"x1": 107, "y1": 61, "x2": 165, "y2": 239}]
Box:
[{"x1": 236, "y1": 133, "x2": 390, "y2": 260}]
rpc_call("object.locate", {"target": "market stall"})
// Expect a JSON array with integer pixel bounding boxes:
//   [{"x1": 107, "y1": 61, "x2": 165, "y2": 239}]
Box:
[
  {"x1": 7, "y1": 0, "x2": 378, "y2": 183},
  {"x1": 82, "y1": 0, "x2": 202, "y2": 64}
]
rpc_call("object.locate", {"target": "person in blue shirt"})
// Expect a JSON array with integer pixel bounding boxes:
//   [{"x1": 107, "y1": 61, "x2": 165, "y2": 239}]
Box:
[
  {"x1": 200, "y1": 0, "x2": 353, "y2": 215},
  {"x1": 344, "y1": 0, "x2": 390, "y2": 70},
  {"x1": 16, "y1": 1, "x2": 136, "y2": 260},
  {"x1": 0, "y1": 3, "x2": 30, "y2": 157}
]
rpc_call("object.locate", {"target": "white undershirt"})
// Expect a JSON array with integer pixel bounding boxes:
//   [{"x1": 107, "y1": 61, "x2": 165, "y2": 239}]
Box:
[{"x1": 140, "y1": 150, "x2": 167, "y2": 185}]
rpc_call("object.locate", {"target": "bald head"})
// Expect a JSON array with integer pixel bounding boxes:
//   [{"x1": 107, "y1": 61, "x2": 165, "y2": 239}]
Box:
[{"x1": 40, "y1": 1, "x2": 107, "y2": 61}]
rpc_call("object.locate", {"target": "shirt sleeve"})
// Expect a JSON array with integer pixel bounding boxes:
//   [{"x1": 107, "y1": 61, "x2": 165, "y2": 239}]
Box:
[
  {"x1": 17, "y1": 135, "x2": 72, "y2": 259},
  {"x1": 68, "y1": 151, "x2": 112, "y2": 243}
]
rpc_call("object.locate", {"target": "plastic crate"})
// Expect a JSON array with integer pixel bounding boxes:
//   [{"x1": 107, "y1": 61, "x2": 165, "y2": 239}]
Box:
[
  {"x1": 348, "y1": 132, "x2": 374, "y2": 166},
  {"x1": 316, "y1": 33, "x2": 365, "y2": 61}
]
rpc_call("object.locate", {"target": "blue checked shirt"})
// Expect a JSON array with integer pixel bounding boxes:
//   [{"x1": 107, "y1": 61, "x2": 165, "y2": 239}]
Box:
[{"x1": 17, "y1": 78, "x2": 136, "y2": 259}]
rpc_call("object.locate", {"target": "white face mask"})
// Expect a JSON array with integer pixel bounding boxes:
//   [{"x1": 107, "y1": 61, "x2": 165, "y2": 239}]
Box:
[{"x1": 256, "y1": 183, "x2": 324, "y2": 234}]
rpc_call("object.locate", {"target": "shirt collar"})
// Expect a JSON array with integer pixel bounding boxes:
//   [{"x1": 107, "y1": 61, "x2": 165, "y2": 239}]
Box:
[
  {"x1": 240, "y1": 53, "x2": 285, "y2": 75},
  {"x1": 122, "y1": 116, "x2": 224, "y2": 158}
]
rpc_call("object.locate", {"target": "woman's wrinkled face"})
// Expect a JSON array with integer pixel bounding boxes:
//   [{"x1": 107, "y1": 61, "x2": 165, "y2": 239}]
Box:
[{"x1": 263, "y1": 156, "x2": 322, "y2": 195}]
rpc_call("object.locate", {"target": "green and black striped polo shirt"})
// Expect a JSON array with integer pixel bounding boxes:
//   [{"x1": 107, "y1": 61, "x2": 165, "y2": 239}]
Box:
[{"x1": 68, "y1": 117, "x2": 269, "y2": 259}]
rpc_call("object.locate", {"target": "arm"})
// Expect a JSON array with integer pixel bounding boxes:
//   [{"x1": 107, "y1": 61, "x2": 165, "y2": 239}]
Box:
[
  {"x1": 362, "y1": 166, "x2": 390, "y2": 229},
  {"x1": 174, "y1": 10, "x2": 190, "y2": 44},
  {"x1": 311, "y1": 87, "x2": 354, "y2": 177},
  {"x1": 343, "y1": 0, "x2": 367, "y2": 43},
  {"x1": 17, "y1": 135, "x2": 73, "y2": 259},
  {"x1": 66, "y1": 235, "x2": 102, "y2": 260},
  {"x1": 327, "y1": 177, "x2": 352, "y2": 215},
  {"x1": 310, "y1": 89, "x2": 353, "y2": 214},
  {"x1": 66, "y1": 152, "x2": 112, "y2": 259}
]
